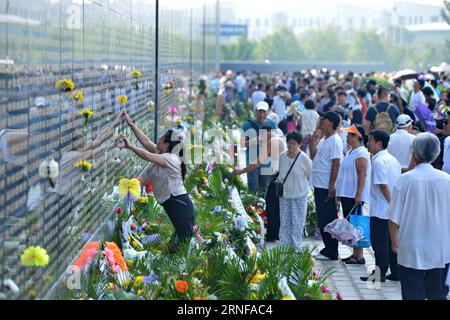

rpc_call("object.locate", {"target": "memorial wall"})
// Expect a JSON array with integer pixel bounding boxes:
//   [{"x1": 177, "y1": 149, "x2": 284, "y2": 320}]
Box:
[{"x1": 0, "y1": 0, "x2": 218, "y2": 299}]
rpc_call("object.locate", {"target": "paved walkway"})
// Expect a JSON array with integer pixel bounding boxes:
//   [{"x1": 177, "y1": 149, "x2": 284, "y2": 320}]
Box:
[{"x1": 304, "y1": 238, "x2": 402, "y2": 300}]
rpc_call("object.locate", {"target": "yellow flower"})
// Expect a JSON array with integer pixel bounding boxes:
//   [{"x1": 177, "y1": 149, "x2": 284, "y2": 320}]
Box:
[
  {"x1": 119, "y1": 178, "x2": 140, "y2": 199},
  {"x1": 107, "y1": 283, "x2": 116, "y2": 290},
  {"x1": 129, "y1": 70, "x2": 142, "y2": 78},
  {"x1": 134, "y1": 276, "x2": 144, "y2": 288},
  {"x1": 137, "y1": 290, "x2": 144, "y2": 296},
  {"x1": 55, "y1": 79, "x2": 75, "y2": 92},
  {"x1": 122, "y1": 280, "x2": 131, "y2": 287},
  {"x1": 126, "y1": 259, "x2": 134, "y2": 267},
  {"x1": 70, "y1": 90, "x2": 84, "y2": 103},
  {"x1": 75, "y1": 161, "x2": 93, "y2": 171},
  {"x1": 250, "y1": 272, "x2": 266, "y2": 284},
  {"x1": 138, "y1": 197, "x2": 148, "y2": 204},
  {"x1": 131, "y1": 207, "x2": 136, "y2": 214},
  {"x1": 79, "y1": 108, "x2": 94, "y2": 118},
  {"x1": 281, "y1": 296, "x2": 294, "y2": 300},
  {"x1": 194, "y1": 269, "x2": 203, "y2": 275},
  {"x1": 28, "y1": 289, "x2": 38, "y2": 298},
  {"x1": 118, "y1": 95, "x2": 128, "y2": 105},
  {"x1": 21, "y1": 246, "x2": 49, "y2": 267}
]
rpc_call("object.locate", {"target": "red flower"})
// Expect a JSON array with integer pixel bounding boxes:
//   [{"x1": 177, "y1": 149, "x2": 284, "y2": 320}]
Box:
[
  {"x1": 145, "y1": 179, "x2": 153, "y2": 194},
  {"x1": 117, "y1": 207, "x2": 122, "y2": 215}
]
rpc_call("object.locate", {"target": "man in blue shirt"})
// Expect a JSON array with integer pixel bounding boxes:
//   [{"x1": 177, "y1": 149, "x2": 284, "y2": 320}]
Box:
[{"x1": 240, "y1": 101, "x2": 277, "y2": 193}]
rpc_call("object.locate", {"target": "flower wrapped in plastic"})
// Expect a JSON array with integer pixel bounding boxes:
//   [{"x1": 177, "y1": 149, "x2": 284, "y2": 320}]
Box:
[{"x1": 119, "y1": 178, "x2": 141, "y2": 213}]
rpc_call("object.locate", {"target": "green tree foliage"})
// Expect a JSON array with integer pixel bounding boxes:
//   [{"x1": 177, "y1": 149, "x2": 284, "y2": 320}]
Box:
[
  {"x1": 349, "y1": 30, "x2": 387, "y2": 62},
  {"x1": 255, "y1": 28, "x2": 304, "y2": 61},
  {"x1": 221, "y1": 36, "x2": 257, "y2": 61},
  {"x1": 301, "y1": 27, "x2": 346, "y2": 61}
]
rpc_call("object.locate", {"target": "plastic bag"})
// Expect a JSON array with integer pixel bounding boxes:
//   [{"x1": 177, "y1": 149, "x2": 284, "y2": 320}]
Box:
[
  {"x1": 324, "y1": 218, "x2": 363, "y2": 247},
  {"x1": 349, "y1": 205, "x2": 371, "y2": 249}
]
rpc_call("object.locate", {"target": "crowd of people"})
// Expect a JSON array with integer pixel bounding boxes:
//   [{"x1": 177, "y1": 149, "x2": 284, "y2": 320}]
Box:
[{"x1": 219, "y1": 68, "x2": 450, "y2": 300}]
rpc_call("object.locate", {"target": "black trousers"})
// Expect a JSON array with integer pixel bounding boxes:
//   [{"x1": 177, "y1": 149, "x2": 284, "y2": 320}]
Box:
[
  {"x1": 265, "y1": 180, "x2": 280, "y2": 241},
  {"x1": 399, "y1": 264, "x2": 449, "y2": 300},
  {"x1": 162, "y1": 194, "x2": 195, "y2": 242},
  {"x1": 314, "y1": 188, "x2": 339, "y2": 258},
  {"x1": 370, "y1": 217, "x2": 398, "y2": 278}
]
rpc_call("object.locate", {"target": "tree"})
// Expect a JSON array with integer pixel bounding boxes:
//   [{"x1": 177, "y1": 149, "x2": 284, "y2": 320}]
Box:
[
  {"x1": 300, "y1": 27, "x2": 347, "y2": 62},
  {"x1": 221, "y1": 36, "x2": 257, "y2": 61},
  {"x1": 255, "y1": 28, "x2": 304, "y2": 61},
  {"x1": 348, "y1": 30, "x2": 387, "y2": 62}
]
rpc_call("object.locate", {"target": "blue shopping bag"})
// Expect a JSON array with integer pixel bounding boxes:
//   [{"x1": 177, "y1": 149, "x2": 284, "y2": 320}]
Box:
[{"x1": 349, "y1": 205, "x2": 371, "y2": 249}]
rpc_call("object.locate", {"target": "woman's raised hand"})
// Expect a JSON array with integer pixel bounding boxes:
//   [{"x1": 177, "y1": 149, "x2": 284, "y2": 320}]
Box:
[{"x1": 118, "y1": 135, "x2": 132, "y2": 149}]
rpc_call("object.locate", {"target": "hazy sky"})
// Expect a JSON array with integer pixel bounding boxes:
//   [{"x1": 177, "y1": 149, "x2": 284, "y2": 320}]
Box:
[{"x1": 229, "y1": 0, "x2": 445, "y2": 14}]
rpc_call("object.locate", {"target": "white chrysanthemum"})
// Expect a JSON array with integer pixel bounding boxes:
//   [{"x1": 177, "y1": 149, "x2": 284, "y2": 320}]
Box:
[
  {"x1": 234, "y1": 214, "x2": 248, "y2": 231},
  {"x1": 48, "y1": 159, "x2": 59, "y2": 179}
]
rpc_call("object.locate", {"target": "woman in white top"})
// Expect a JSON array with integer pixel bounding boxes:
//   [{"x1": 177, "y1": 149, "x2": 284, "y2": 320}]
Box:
[
  {"x1": 277, "y1": 131, "x2": 312, "y2": 251},
  {"x1": 336, "y1": 124, "x2": 371, "y2": 265},
  {"x1": 299, "y1": 99, "x2": 320, "y2": 155},
  {"x1": 119, "y1": 111, "x2": 194, "y2": 248}
]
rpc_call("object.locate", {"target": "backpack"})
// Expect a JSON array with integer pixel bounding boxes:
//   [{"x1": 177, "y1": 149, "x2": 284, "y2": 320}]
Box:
[{"x1": 373, "y1": 104, "x2": 394, "y2": 134}]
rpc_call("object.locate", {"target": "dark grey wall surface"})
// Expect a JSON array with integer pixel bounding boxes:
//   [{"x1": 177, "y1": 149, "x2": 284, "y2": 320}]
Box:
[{"x1": 0, "y1": 0, "x2": 217, "y2": 299}]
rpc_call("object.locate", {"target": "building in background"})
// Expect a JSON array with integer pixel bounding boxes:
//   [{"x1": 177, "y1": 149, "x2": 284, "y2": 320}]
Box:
[{"x1": 221, "y1": 0, "x2": 446, "y2": 44}]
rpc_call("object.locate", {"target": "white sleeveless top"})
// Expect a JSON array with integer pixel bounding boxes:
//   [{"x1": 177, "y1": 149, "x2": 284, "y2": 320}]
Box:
[{"x1": 336, "y1": 146, "x2": 371, "y2": 203}]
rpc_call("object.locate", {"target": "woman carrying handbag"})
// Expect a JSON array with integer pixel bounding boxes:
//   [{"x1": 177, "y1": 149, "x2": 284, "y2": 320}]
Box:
[{"x1": 277, "y1": 131, "x2": 312, "y2": 252}]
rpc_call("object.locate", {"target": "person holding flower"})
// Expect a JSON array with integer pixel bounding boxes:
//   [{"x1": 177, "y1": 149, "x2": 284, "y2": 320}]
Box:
[{"x1": 119, "y1": 110, "x2": 194, "y2": 248}]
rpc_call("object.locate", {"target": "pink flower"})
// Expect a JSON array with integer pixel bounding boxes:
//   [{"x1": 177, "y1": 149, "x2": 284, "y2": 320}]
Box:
[
  {"x1": 103, "y1": 248, "x2": 118, "y2": 273},
  {"x1": 320, "y1": 285, "x2": 330, "y2": 294},
  {"x1": 336, "y1": 292, "x2": 344, "y2": 300},
  {"x1": 312, "y1": 269, "x2": 321, "y2": 280}
]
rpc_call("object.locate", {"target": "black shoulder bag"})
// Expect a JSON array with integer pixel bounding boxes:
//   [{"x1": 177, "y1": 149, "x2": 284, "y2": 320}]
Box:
[{"x1": 275, "y1": 152, "x2": 301, "y2": 198}]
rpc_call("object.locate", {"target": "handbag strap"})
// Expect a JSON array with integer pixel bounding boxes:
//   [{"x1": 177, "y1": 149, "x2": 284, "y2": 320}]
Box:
[
  {"x1": 345, "y1": 204, "x2": 359, "y2": 221},
  {"x1": 281, "y1": 151, "x2": 301, "y2": 186}
]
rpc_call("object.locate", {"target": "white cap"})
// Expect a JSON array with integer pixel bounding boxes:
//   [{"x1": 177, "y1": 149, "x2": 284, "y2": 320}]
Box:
[
  {"x1": 397, "y1": 114, "x2": 413, "y2": 128},
  {"x1": 255, "y1": 101, "x2": 269, "y2": 112}
]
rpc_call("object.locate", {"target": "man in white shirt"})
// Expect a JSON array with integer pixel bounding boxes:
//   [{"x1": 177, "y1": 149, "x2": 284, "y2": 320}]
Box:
[
  {"x1": 251, "y1": 83, "x2": 267, "y2": 110},
  {"x1": 387, "y1": 133, "x2": 450, "y2": 300},
  {"x1": 387, "y1": 115, "x2": 415, "y2": 170},
  {"x1": 309, "y1": 111, "x2": 343, "y2": 261},
  {"x1": 408, "y1": 81, "x2": 425, "y2": 115},
  {"x1": 273, "y1": 91, "x2": 291, "y2": 121},
  {"x1": 361, "y1": 130, "x2": 402, "y2": 283}
]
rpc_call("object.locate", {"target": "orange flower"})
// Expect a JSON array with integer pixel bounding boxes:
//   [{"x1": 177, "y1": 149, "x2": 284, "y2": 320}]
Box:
[
  {"x1": 73, "y1": 242, "x2": 100, "y2": 270},
  {"x1": 175, "y1": 280, "x2": 189, "y2": 294},
  {"x1": 105, "y1": 242, "x2": 128, "y2": 272},
  {"x1": 194, "y1": 297, "x2": 207, "y2": 300}
]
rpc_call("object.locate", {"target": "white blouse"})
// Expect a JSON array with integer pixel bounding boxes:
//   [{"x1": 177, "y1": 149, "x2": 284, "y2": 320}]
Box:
[
  {"x1": 277, "y1": 151, "x2": 312, "y2": 199},
  {"x1": 145, "y1": 153, "x2": 187, "y2": 204},
  {"x1": 336, "y1": 146, "x2": 371, "y2": 203}
]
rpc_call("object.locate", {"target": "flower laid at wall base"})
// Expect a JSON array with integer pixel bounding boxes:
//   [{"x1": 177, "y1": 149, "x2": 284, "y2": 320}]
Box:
[
  {"x1": 21, "y1": 246, "x2": 49, "y2": 267},
  {"x1": 119, "y1": 178, "x2": 141, "y2": 213},
  {"x1": 79, "y1": 108, "x2": 94, "y2": 126},
  {"x1": 55, "y1": 79, "x2": 75, "y2": 92}
]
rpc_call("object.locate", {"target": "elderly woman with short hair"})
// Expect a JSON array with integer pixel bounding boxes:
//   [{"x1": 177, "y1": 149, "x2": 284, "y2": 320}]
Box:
[{"x1": 387, "y1": 133, "x2": 450, "y2": 300}]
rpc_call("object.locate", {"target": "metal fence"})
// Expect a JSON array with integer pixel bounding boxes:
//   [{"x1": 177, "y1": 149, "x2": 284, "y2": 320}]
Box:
[{"x1": 0, "y1": 0, "x2": 217, "y2": 300}]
